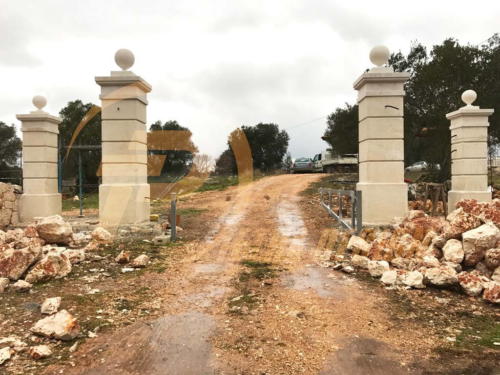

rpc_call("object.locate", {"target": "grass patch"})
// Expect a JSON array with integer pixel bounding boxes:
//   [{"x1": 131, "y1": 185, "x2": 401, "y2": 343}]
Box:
[
  {"x1": 197, "y1": 175, "x2": 238, "y2": 192},
  {"x1": 454, "y1": 315, "x2": 500, "y2": 349},
  {"x1": 62, "y1": 193, "x2": 98, "y2": 211},
  {"x1": 177, "y1": 208, "x2": 208, "y2": 216},
  {"x1": 239, "y1": 260, "x2": 277, "y2": 281}
]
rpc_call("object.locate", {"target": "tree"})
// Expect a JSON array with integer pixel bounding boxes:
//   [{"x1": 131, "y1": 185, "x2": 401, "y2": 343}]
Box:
[
  {"x1": 59, "y1": 100, "x2": 101, "y2": 187},
  {"x1": 148, "y1": 120, "x2": 197, "y2": 178},
  {"x1": 215, "y1": 123, "x2": 290, "y2": 175},
  {"x1": 324, "y1": 35, "x2": 500, "y2": 182},
  {"x1": 322, "y1": 104, "x2": 358, "y2": 156},
  {"x1": 0, "y1": 122, "x2": 22, "y2": 183}
]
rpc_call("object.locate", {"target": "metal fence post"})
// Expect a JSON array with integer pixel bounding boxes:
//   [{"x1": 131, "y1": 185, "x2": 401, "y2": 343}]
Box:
[
  {"x1": 355, "y1": 190, "x2": 362, "y2": 233},
  {"x1": 170, "y1": 193, "x2": 177, "y2": 242}
]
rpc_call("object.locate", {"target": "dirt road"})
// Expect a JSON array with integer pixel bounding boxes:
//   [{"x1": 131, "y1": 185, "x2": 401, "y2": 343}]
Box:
[{"x1": 47, "y1": 174, "x2": 455, "y2": 374}]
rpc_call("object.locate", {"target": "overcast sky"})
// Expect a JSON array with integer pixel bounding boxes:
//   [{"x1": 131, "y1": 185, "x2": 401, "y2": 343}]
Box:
[{"x1": 1, "y1": 0, "x2": 499, "y2": 159}]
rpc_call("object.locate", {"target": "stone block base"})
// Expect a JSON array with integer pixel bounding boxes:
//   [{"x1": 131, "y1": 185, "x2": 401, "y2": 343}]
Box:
[
  {"x1": 356, "y1": 182, "x2": 407, "y2": 225},
  {"x1": 19, "y1": 193, "x2": 62, "y2": 223},
  {"x1": 448, "y1": 190, "x2": 491, "y2": 213},
  {"x1": 99, "y1": 183, "x2": 150, "y2": 226}
]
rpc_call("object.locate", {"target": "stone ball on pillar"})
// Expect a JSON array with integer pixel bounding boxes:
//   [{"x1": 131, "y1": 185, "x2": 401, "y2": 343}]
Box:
[
  {"x1": 369, "y1": 45, "x2": 390, "y2": 67},
  {"x1": 32, "y1": 95, "x2": 47, "y2": 111},
  {"x1": 461, "y1": 89, "x2": 477, "y2": 106},
  {"x1": 114, "y1": 48, "x2": 135, "y2": 71}
]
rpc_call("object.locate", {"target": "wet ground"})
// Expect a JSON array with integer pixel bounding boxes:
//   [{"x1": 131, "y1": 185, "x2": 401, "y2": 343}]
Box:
[{"x1": 41, "y1": 174, "x2": 497, "y2": 375}]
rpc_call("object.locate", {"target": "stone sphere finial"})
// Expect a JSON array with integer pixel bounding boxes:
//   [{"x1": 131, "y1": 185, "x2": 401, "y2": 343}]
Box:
[
  {"x1": 369, "y1": 45, "x2": 390, "y2": 67},
  {"x1": 32, "y1": 95, "x2": 47, "y2": 111},
  {"x1": 114, "y1": 48, "x2": 135, "y2": 71},
  {"x1": 461, "y1": 89, "x2": 477, "y2": 106}
]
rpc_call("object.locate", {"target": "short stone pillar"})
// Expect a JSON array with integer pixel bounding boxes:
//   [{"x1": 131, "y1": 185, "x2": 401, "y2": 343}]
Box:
[
  {"x1": 95, "y1": 49, "x2": 151, "y2": 226},
  {"x1": 353, "y1": 46, "x2": 410, "y2": 225},
  {"x1": 17, "y1": 96, "x2": 62, "y2": 222},
  {"x1": 447, "y1": 90, "x2": 493, "y2": 212}
]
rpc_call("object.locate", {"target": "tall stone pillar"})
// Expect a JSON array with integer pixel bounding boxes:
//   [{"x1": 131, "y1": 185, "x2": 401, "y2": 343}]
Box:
[
  {"x1": 17, "y1": 96, "x2": 62, "y2": 222},
  {"x1": 353, "y1": 46, "x2": 410, "y2": 225},
  {"x1": 95, "y1": 49, "x2": 151, "y2": 226},
  {"x1": 447, "y1": 90, "x2": 493, "y2": 212}
]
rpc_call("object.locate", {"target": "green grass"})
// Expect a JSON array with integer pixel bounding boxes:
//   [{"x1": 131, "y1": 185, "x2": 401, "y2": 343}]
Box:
[
  {"x1": 196, "y1": 175, "x2": 239, "y2": 192},
  {"x1": 239, "y1": 260, "x2": 277, "y2": 281},
  {"x1": 454, "y1": 314, "x2": 500, "y2": 349},
  {"x1": 177, "y1": 208, "x2": 208, "y2": 216},
  {"x1": 62, "y1": 193, "x2": 98, "y2": 211}
]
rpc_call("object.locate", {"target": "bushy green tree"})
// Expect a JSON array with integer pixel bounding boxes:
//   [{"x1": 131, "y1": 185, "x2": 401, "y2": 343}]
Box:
[
  {"x1": 0, "y1": 122, "x2": 22, "y2": 183},
  {"x1": 322, "y1": 104, "x2": 358, "y2": 156}
]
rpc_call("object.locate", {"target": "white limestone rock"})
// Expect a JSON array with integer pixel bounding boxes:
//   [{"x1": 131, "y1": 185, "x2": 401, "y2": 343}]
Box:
[
  {"x1": 0, "y1": 278, "x2": 8, "y2": 293},
  {"x1": 367, "y1": 260, "x2": 390, "y2": 278},
  {"x1": 381, "y1": 270, "x2": 398, "y2": 286},
  {"x1": 457, "y1": 271, "x2": 489, "y2": 297},
  {"x1": 130, "y1": 254, "x2": 150, "y2": 268},
  {"x1": 41, "y1": 297, "x2": 61, "y2": 315},
  {"x1": 11, "y1": 280, "x2": 32, "y2": 292},
  {"x1": 0, "y1": 347, "x2": 11, "y2": 365},
  {"x1": 401, "y1": 270, "x2": 425, "y2": 289},
  {"x1": 462, "y1": 223, "x2": 500, "y2": 266},
  {"x1": 424, "y1": 266, "x2": 458, "y2": 287},
  {"x1": 351, "y1": 255, "x2": 370, "y2": 269},
  {"x1": 25, "y1": 252, "x2": 72, "y2": 284},
  {"x1": 422, "y1": 255, "x2": 440, "y2": 268},
  {"x1": 31, "y1": 310, "x2": 80, "y2": 341},
  {"x1": 347, "y1": 236, "x2": 370, "y2": 256},
  {"x1": 91, "y1": 227, "x2": 113, "y2": 245},
  {"x1": 28, "y1": 345, "x2": 52, "y2": 359},
  {"x1": 442, "y1": 239, "x2": 464, "y2": 264},
  {"x1": 35, "y1": 215, "x2": 73, "y2": 244}
]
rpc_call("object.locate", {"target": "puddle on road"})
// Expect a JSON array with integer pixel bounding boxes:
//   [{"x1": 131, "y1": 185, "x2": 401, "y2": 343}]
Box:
[
  {"x1": 320, "y1": 336, "x2": 416, "y2": 375},
  {"x1": 277, "y1": 198, "x2": 307, "y2": 248},
  {"x1": 182, "y1": 286, "x2": 230, "y2": 308},
  {"x1": 79, "y1": 312, "x2": 216, "y2": 375},
  {"x1": 283, "y1": 266, "x2": 348, "y2": 298}
]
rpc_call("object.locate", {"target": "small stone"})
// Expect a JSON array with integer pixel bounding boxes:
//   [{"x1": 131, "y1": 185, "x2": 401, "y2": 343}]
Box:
[
  {"x1": 422, "y1": 255, "x2": 440, "y2": 268},
  {"x1": 485, "y1": 248, "x2": 500, "y2": 270},
  {"x1": 482, "y1": 281, "x2": 500, "y2": 304},
  {"x1": 367, "y1": 260, "x2": 390, "y2": 278},
  {"x1": 28, "y1": 345, "x2": 52, "y2": 359},
  {"x1": 0, "y1": 337, "x2": 27, "y2": 352},
  {"x1": 0, "y1": 347, "x2": 11, "y2": 365},
  {"x1": 115, "y1": 250, "x2": 130, "y2": 264},
  {"x1": 63, "y1": 249, "x2": 86, "y2": 264},
  {"x1": 341, "y1": 265, "x2": 355, "y2": 274},
  {"x1": 457, "y1": 271, "x2": 488, "y2": 297},
  {"x1": 351, "y1": 255, "x2": 369, "y2": 269},
  {"x1": 121, "y1": 267, "x2": 135, "y2": 273},
  {"x1": 31, "y1": 310, "x2": 80, "y2": 341},
  {"x1": 152, "y1": 235, "x2": 170, "y2": 245},
  {"x1": 91, "y1": 227, "x2": 113, "y2": 245},
  {"x1": 0, "y1": 278, "x2": 8, "y2": 293},
  {"x1": 381, "y1": 270, "x2": 398, "y2": 286},
  {"x1": 11, "y1": 280, "x2": 32, "y2": 292},
  {"x1": 130, "y1": 254, "x2": 150, "y2": 268},
  {"x1": 35, "y1": 215, "x2": 73, "y2": 244},
  {"x1": 401, "y1": 271, "x2": 425, "y2": 289},
  {"x1": 41, "y1": 297, "x2": 61, "y2": 315}
]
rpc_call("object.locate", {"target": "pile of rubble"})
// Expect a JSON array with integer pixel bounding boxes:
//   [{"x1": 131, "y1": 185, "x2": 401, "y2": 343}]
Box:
[
  {"x1": 0, "y1": 183, "x2": 21, "y2": 229},
  {"x1": 334, "y1": 199, "x2": 500, "y2": 304},
  {"x1": 0, "y1": 215, "x2": 113, "y2": 293},
  {"x1": 0, "y1": 295, "x2": 80, "y2": 366}
]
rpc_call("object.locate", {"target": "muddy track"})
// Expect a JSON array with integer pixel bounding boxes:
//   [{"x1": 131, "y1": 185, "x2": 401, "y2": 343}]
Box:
[{"x1": 47, "y1": 174, "x2": 437, "y2": 375}]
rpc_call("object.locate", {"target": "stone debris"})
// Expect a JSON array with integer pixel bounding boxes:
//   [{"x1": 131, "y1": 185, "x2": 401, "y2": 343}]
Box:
[
  {"x1": 31, "y1": 310, "x2": 80, "y2": 341},
  {"x1": 367, "y1": 260, "x2": 389, "y2": 278},
  {"x1": 336, "y1": 199, "x2": 500, "y2": 304},
  {"x1": 25, "y1": 252, "x2": 72, "y2": 283},
  {"x1": 0, "y1": 347, "x2": 11, "y2": 366},
  {"x1": 11, "y1": 280, "x2": 32, "y2": 292},
  {"x1": 130, "y1": 254, "x2": 150, "y2": 268},
  {"x1": 442, "y1": 239, "x2": 464, "y2": 264},
  {"x1": 401, "y1": 271, "x2": 425, "y2": 289},
  {"x1": 0, "y1": 183, "x2": 21, "y2": 229},
  {"x1": 152, "y1": 235, "x2": 170, "y2": 245},
  {"x1": 346, "y1": 236, "x2": 370, "y2": 256},
  {"x1": 0, "y1": 337, "x2": 28, "y2": 352},
  {"x1": 63, "y1": 249, "x2": 86, "y2": 264},
  {"x1": 341, "y1": 265, "x2": 355, "y2": 274},
  {"x1": 115, "y1": 250, "x2": 130, "y2": 264},
  {"x1": 41, "y1": 297, "x2": 61, "y2": 315},
  {"x1": 0, "y1": 277, "x2": 9, "y2": 293},
  {"x1": 381, "y1": 270, "x2": 398, "y2": 285},
  {"x1": 91, "y1": 227, "x2": 113, "y2": 244},
  {"x1": 28, "y1": 344, "x2": 52, "y2": 359},
  {"x1": 0, "y1": 245, "x2": 41, "y2": 280},
  {"x1": 35, "y1": 215, "x2": 73, "y2": 245}
]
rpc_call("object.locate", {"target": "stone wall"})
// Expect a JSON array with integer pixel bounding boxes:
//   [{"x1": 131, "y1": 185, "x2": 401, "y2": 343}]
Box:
[{"x1": 0, "y1": 183, "x2": 21, "y2": 229}]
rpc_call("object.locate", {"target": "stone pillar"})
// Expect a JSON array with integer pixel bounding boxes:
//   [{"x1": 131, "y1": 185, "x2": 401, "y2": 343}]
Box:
[
  {"x1": 353, "y1": 46, "x2": 410, "y2": 225},
  {"x1": 447, "y1": 90, "x2": 493, "y2": 212},
  {"x1": 95, "y1": 49, "x2": 151, "y2": 226},
  {"x1": 17, "y1": 96, "x2": 62, "y2": 222}
]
